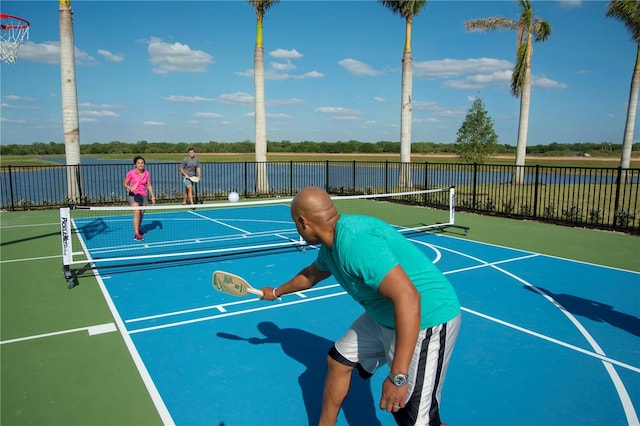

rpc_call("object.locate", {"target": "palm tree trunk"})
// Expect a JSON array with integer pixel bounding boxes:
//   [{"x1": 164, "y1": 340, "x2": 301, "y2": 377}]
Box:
[
  {"x1": 253, "y1": 18, "x2": 269, "y2": 194},
  {"x1": 619, "y1": 44, "x2": 639, "y2": 185},
  {"x1": 513, "y1": 66, "x2": 531, "y2": 185},
  {"x1": 59, "y1": 0, "x2": 82, "y2": 202},
  {"x1": 399, "y1": 21, "x2": 413, "y2": 189}
]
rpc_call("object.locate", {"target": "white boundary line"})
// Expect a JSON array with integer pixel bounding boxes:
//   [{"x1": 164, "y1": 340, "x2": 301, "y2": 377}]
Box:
[
  {"x1": 1, "y1": 254, "x2": 61, "y2": 263},
  {"x1": 0, "y1": 323, "x2": 117, "y2": 345},
  {"x1": 425, "y1": 239, "x2": 640, "y2": 426},
  {"x1": 73, "y1": 220, "x2": 176, "y2": 426}
]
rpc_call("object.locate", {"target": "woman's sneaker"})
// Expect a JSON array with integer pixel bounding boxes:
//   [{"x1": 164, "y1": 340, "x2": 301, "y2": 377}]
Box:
[{"x1": 134, "y1": 233, "x2": 144, "y2": 241}]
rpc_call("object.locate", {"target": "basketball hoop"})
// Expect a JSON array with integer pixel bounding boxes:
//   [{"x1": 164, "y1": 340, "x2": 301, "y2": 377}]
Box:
[{"x1": 1, "y1": 13, "x2": 30, "y2": 64}]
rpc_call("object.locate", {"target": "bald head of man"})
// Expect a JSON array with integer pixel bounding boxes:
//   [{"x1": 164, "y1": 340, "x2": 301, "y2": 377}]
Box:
[{"x1": 291, "y1": 187, "x2": 340, "y2": 247}]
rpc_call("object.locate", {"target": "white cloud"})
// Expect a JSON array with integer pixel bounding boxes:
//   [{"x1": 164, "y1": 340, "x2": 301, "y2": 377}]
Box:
[
  {"x1": 143, "y1": 121, "x2": 167, "y2": 126},
  {"x1": 533, "y1": 76, "x2": 568, "y2": 89},
  {"x1": 558, "y1": 0, "x2": 582, "y2": 9},
  {"x1": 81, "y1": 110, "x2": 120, "y2": 117},
  {"x1": 79, "y1": 102, "x2": 125, "y2": 109},
  {"x1": 237, "y1": 68, "x2": 324, "y2": 80},
  {"x1": 315, "y1": 107, "x2": 361, "y2": 115},
  {"x1": 414, "y1": 57, "x2": 512, "y2": 79},
  {"x1": 97, "y1": 49, "x2": 124, "y2": 63},
  {"x1": 148, "y1": 37, "x2": 213, "y2": 75},
  {"x1": 218, "y1": 92, "x2": 254, "y2": 106},
  {"x1": 270, "y1": 48, "x2": 303, "y2": 59},
  {"x1": 268, "y1": 98, "x2": 304, "y2": 106},
  {"x1": 338, "y1": 58, "x2": 382, "y2": 76},
  {"x1": 444, "y1": 70, "x2": 512, "y2": 89},
  {"x1": 415, "y1": 57, "x2": 567, "y2": 92},
  {"x1": 193, "y1": 112, "x2": 223, "y2": 119},
  {"x1": 3, "y1": 95, "x2": 36, "y2": 102},
  {"x1": 18, "y1": 41, "x2": 97, "y2": 65},
  {"x1": 266, "y1": 113, "x2": 294, "y2": 119},
  {"x1": 163, "y1": 95, "x2": 215, "y2": 103},
  {"x1": 271, "y1": 60, "x2": 296, "y2": 71}
]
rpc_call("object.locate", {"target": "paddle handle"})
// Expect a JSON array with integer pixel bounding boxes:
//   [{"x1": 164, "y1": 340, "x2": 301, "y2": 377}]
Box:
[{"x1": 247, "y1": 287, "x2": 264, "y2": 297}]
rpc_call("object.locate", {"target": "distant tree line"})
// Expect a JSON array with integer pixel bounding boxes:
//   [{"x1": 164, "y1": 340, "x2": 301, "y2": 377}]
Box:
[{"x1": 0, "y1": 140, "x2": 635, "y2": 157}]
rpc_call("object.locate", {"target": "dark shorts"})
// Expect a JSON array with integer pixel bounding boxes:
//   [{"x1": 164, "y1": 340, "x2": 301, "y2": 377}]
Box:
[{"x1": 128, "y1": 193, "x2": 147, "y2": 205}]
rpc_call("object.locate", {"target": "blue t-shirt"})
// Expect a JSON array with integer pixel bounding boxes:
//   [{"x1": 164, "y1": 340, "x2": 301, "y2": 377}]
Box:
[{"x1": 315, "y1": 214, "x2": 460, "y2": 329}]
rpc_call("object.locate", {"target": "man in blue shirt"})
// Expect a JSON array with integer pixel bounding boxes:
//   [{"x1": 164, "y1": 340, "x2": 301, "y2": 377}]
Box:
[{"x1": 262, "y1": 187, "x2": 461, "y2": 426}]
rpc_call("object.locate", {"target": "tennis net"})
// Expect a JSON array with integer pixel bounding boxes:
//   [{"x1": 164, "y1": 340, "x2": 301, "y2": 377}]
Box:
[{"x1": 60, "y1": 186, "x2": 466, "y2": 287}]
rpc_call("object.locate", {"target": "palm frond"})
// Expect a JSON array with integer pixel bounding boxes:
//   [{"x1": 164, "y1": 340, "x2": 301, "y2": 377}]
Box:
[
  {"x1": 379, "y1": 0, "x2": 427, "y2": 19},
  {"x1": 606, "y1": 0, "x2": 640, "y2": 42},
  {"x1": 511, "y1": 43, "x2": 528, "y2": 97},
  {"x1": 533, "y1": 19, "x2": 552, "y2": 42},
  {"x1": 464, "y1": 17, "x2": 517, "y2": 32},
  {"x1": 247, "y1": 0, "x2": 280, "y2": 17}
]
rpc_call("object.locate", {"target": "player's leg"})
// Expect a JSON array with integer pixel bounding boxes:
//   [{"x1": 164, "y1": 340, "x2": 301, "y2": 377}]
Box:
[
  {"x1": 319, "y1": 355, "x2": 353, "y2": 426},
  {"x1": 392, "y1": 313, "x2": 461, "y2": 426},
  {"x1": 132, "y1": 209, "x2": 141, "y2": 237},
  {"x1": 322, "y1": 313, "x2": 386, "y2": 425},
  {"x1": 182, "y1": 177, "x2": 190, "y2": 204},
  {"x1": 187, "y1": 184, "x2": 194, "y2": 204}
]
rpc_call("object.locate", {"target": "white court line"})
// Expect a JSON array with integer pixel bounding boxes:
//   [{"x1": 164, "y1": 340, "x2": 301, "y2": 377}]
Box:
[
  {"x1": 1, "y1": 254, "x2": 61, "y2": 263},
  {"x1": 188, "y1": 209, "x2": 252, "y2": 234},
  {"x1": 128, "y1": 292, "x2": 346, "y2": 334},
  {"x1": 462, "y1": 307, "x2": 640, "y2": 374},
  {"x1": 72, "y1": 219, "x2": 175, "y2": 426},
  {"x1": 427, "y1": 241, "x2": 640, "y2": 426},
  {"x1": 125, "y1": 283, "x2": 342, "y2": 324},
  {"x1": 0, "y1": 322, "x2": 117, "y2": 345},
  {"x1": 0, "y1": 222, "x2": 59, "y2": 228}
]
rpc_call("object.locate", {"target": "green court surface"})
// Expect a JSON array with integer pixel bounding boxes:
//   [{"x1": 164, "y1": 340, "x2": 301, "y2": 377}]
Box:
[{"x1": 1, "y1": 207, "x2": 638, "y2": 426}]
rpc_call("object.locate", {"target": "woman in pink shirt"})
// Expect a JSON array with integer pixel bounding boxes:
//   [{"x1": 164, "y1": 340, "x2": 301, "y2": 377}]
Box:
[{"x1": 123, "y1": 156, "x2": 155, "y2": 241}]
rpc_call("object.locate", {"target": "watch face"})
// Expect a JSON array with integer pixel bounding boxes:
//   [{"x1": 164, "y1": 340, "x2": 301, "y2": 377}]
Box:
[{"x1": 390, "y1": 373, "x2": 408, "y2": 386}]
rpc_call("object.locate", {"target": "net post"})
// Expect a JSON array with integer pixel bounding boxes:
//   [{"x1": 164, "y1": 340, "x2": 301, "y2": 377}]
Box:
[
  {"x1": 60, "y1": 207, "x2": 75, "y2": 288},
  {"x1": 449, "y1": 186, "x2": 456, "y2": 225}
]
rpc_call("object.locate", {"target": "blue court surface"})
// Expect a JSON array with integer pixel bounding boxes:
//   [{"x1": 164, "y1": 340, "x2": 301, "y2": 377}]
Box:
[{"x1": 72, "y1": 204, "x2": 640, "y2": 426}]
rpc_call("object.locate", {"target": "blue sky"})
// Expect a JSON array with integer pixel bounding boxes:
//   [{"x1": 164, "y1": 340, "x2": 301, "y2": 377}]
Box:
[{"x1": 1, "y1": 0, "x2": 637, "y2": 147}]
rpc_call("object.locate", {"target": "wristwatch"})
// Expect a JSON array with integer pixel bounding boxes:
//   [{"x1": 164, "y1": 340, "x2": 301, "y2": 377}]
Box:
[{"x1": 388, "y1": 372, "x2": 408, "y2": 387}]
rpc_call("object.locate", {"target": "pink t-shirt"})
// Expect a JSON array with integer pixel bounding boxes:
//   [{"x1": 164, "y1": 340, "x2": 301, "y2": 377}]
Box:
[{"x1": 126, "y1": 169, "x2": 150, "y2": 196}]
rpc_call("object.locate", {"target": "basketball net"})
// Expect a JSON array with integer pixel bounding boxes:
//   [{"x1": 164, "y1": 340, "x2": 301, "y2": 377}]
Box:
[{"x1": 1, "y1": 14, "x2": 30, "y2": 64}]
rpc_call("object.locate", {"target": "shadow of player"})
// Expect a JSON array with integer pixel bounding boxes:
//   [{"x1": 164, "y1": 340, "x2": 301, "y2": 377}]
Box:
[
  {"x1": 525, "y1": 285, "x2": 640, "y2": 336},
  {"x1": 218, "y1": 321, "x2": 382, "y2": 426}
]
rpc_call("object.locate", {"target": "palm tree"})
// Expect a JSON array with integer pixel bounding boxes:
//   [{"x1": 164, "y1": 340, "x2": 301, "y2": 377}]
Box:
[
  {"x1": 59, "y1": 0, "x2": 82, "y2": 202},
  {"x1": 607, "y1": 0, "x2": 640, "y2": 184},
  {"x1": 465, "y1": 0, "x2": 551, "y2": 184},
  {"x1": 247, "y1": 0, "x2": 278, "y2": 194},
  {"x1": 379, "y1": 0, "x2": 427, "y2": 189}
]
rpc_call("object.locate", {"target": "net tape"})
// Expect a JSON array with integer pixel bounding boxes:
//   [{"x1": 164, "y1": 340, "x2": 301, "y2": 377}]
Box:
[
  {"x1": 1, "y1": 14, "x2": 30, "y2": 64},
  {"x1": 60, "y1": 187, "x2": 461, "y2": 272}
]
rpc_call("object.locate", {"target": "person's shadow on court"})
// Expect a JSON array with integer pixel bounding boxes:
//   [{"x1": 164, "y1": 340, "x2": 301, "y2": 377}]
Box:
[
  {"x1": 217, "y1": 321, "x2": 382, "y2": 426},
  {"x1": 525, "y1": 286, "x2": 640, "y2": 336},
  {"x1": 140, "y1": 220, "x2": 162, "y2": 235}
]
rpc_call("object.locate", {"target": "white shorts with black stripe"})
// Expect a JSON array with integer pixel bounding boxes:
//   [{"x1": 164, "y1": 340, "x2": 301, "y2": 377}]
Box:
[{"x1": 330, "y1": 312, "x2": 461, "y2": 426}]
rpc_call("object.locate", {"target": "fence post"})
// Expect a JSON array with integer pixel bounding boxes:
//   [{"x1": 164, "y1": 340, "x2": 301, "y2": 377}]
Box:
[
  {"x1": 423, "y1": 162, "x2": 428, "y2": 190},
  {"x1": 76, "y1": 164, "x2": 84, "y2": 203},
  {"x1": 352, "y1": 160, "x2": 356, "y2": 193},
  {"x1": 243, "y1": 162, "x2": 248, "y2": 195},
  {"x1": 289, "y1": 161, "x2": 293, "y2": 196},
  {"x1": 385, "y1": 161, "x2": 389, "y2": 193},
  {"x1": 8, "y1": 165, "x2": 15, "y2": 211},
  {"x1": 325, "y1": 160, "x2": 329, "y2": 191},
  {"x1": 472, "y1": 163, "x2": 478, "y2": 211},
  {"x1": 533, "y1": 165, "x2": 540, "y2": 219},
  {"x1": 613, "y1": 166, "x2": 623, "y2": 231}
]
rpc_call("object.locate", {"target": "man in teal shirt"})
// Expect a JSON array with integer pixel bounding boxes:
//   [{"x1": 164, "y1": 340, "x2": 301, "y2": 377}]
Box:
[{"x1": 262, "y1": 187, "x2": 461, "y2": 426}]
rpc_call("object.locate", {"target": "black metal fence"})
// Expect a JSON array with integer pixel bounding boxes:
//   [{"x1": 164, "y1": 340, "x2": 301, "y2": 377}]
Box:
[{"x1": 2, "y1": 160, "x2": 638, "y2": 234}]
